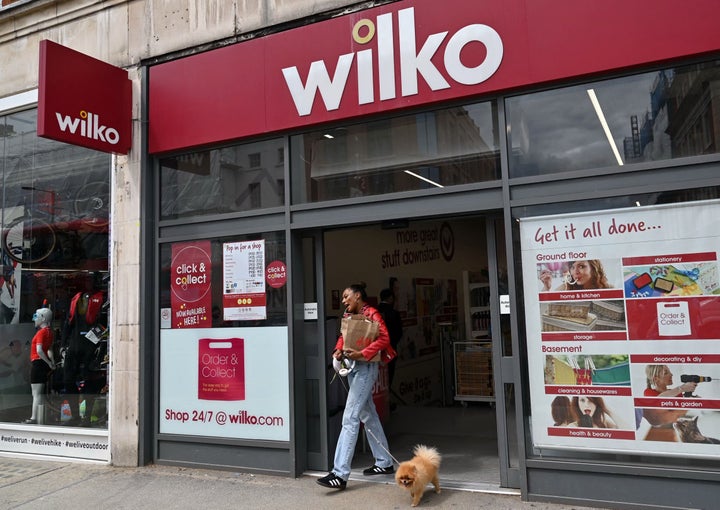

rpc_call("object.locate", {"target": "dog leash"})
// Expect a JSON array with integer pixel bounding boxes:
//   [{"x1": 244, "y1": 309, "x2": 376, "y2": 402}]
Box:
[{"x1": 335, "y1": 371, "x2": 402, "y2": 466}]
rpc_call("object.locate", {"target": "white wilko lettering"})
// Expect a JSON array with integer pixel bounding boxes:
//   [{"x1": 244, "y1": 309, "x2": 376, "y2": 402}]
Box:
[
  {"x1": 281, "y1": 6, "x2": 503, "y2": 116},
  {"x1": 55, "y1": 110, "x2": 120, "y2": 144}
]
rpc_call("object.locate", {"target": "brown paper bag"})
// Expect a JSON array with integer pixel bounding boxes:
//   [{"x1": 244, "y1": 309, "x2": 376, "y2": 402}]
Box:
[{"x1": 341, "y1": 314, "x2": 380, "y2": 362}]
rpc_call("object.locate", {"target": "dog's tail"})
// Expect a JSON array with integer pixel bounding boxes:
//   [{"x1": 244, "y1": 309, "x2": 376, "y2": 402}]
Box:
[{"x1": 412, "y1": 444, "x2": 441, "y2": 468}]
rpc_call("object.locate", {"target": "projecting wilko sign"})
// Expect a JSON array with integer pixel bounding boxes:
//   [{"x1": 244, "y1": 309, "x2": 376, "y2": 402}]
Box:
[
  {"x1": 55, "y1": 110, "x2": 121, "y2": 145},
  {"x1": 38, "y1": 40, "x2": 131, "y2": 155},
  {"x1": 281, "y1": 6, "x2": 503, "y2": 116}
]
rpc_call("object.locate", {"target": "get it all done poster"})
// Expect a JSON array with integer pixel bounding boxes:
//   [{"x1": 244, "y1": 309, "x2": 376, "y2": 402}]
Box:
[{"x1": 520, "y1": 200, "x2": 720, "y2": 459}]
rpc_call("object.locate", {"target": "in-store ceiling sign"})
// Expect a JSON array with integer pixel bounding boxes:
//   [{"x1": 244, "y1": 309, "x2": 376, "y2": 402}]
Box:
[
  {"x1": 148, "y1": 0, "x2": 720, "y2": 154},
  {"x1": 38, "y1": 40, "x2": 132, "y2": 155}
]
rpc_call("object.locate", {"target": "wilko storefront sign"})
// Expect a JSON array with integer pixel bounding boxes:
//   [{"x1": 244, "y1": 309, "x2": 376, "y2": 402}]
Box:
[
  {"x1": 38, "y1": 40, "x2": 131, "y2": 154},
  {"x1": 149, "y1": 0, "x2": 720, "y2": 154},
  {"x1": 54, "y1": 110, "x2": 120, "y2": 145},
  {"x1": 281, "y1": 6, "x2": 502, "y2": 116},
  {"x1": 171, "y1": 241, "x2": 212, "y2": 328}
]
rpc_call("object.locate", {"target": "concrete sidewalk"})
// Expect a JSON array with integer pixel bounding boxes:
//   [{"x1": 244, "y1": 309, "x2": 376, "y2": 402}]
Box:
[{"x1": 0, "y1": 457, "x2": 605, "y2": 510}]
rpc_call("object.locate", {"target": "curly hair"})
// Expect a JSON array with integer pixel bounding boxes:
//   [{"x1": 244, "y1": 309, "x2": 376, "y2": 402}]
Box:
[{"x1": 346, "y1": 282, "x2": 368, "y2": 301}]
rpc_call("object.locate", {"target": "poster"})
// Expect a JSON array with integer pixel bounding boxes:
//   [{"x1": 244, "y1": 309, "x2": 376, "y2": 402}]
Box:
[
  {"x1": 159, "y1": 326, "x2": 289, "y2": 441},
  {"x1": 170, "y1": 241, "x2": 212, "y2": 328},
  {"x1": 393, "y1": 277, "x2": 457, "y2": 406},
  {"x1": 223, "y1": 240, "x2": 267, "y2": 321},
  {"x1": 520, "y1": 200, "x2": 720, "y2": 459}
]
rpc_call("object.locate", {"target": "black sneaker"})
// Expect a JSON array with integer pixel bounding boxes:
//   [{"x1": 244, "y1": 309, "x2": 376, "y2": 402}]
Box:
[
  {"x1": 316, "y1": 472, "x2": 347, "y2": 489},
  {"x1": 363, "y1": 464, "x2": 394, "y2": 475}
]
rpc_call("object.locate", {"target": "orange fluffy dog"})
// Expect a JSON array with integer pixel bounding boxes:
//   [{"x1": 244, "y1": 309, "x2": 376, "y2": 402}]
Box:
[{"x1": 394, "y1": 444, "x2": 441, "y2": 507}]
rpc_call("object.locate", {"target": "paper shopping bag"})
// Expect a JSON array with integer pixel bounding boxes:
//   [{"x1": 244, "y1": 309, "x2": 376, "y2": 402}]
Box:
[{"x1": 341, "y1": 314, "x2": 380, "y2": 361}]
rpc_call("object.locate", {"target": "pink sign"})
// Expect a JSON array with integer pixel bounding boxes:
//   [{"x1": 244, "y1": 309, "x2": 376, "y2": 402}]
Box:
[
  {"x1": 626, "y1": 298, "x2": 720, "y2": 340},
  {"x1": 198, "y1": 338, "x2": 245, "y2": 401},
  {"x1": 266, "y1": 260, "x2": 287, "y2": 289},
  {"x1": 171, "y1": 241, "x2": 212, "y2": 328}
]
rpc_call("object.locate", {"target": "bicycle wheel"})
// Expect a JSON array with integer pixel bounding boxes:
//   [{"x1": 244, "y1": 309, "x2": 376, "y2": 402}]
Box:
[
  {"x1": 74, "y1": 181, "x2": 109, "y2": 227},
  {"x1": 2, "y1": 214, "x2": 56, "y2": 264}
]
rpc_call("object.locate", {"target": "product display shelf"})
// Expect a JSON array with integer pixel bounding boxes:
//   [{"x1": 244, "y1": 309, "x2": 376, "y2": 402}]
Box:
[
  {"x1": 453, "y1": 341, "x2": 494, "y2": 403},
  {"x1": 456, "y1": 270, "x2": 495, "y2": 404},
  {"x1": 463, "y1": 270, "x2": 491, "y2": 340}
]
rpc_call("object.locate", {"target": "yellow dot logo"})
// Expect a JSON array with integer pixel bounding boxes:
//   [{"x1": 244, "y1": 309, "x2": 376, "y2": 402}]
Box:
[
  {"x1": 352, "y1": 19, "x2": 375, "y2": 44},
  {"x1": 80, "y1": 110, "x2": 88, "y2": 119}
]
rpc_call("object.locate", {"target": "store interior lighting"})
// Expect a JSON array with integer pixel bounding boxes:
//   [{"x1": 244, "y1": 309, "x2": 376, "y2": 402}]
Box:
[
  {"x1": 587, "y1": 88, "x2": 624, "y2": 166},
  {"x1": 404, "y1": 169, "x2": 444, "y2": 188}
]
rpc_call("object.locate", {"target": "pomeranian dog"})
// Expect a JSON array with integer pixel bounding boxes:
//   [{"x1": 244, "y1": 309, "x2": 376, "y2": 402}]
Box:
[{"x1": 394, "y1": 444, "x2": 441, "y2": 507}]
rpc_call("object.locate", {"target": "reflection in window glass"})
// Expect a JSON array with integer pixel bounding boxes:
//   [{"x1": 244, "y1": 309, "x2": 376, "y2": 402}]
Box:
[
  {"x1": 494, "y1": 218, "x2": 512, "y2": 357},
  {"x1": 507, "y1": 60, "x2": 720, "y2": 177},
  {"x1": 159, "y1": 138, "x2": 285, "y2": 220},
  {"x1": 291, "y1": 102, "x2": 500, "y2": 203},
  {"x1": 505, "y1": 384, "x2": 519, "y2": 469},
  {"x1": 0, "y1": 108, "x2": 110, "y2": 429}
]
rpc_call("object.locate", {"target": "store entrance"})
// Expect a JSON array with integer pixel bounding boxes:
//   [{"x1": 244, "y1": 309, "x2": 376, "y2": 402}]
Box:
[{"x1": 305, "y1": 214, "x2": 516, "y2": 490}]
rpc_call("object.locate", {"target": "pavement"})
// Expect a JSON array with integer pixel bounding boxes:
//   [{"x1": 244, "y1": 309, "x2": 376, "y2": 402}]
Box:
[{"x1": 0, "y1": 456, "x2": 606, "y2": 510}]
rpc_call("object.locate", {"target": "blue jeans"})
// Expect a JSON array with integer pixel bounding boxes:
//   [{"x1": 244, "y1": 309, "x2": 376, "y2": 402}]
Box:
[{"x1": 332, "y1": 361, "x2": 392, "y2": 480}]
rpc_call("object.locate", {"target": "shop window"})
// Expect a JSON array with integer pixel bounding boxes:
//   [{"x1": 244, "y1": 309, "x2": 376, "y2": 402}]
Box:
[
  {"x1": 276, "y1": 179, "x2": 285, "y2": 204},
  {"x1": 0, "y1": 108, "x2": 110, "y2": 428},
  {"x1": 158, "y1": 231, "x2": 287, "y2": 330},
  {"x1": 506, "y1": 59, "x2": 720, "y2": 178},
  {"x1": 157, "y1": 232, "x2": 289, "y2": 441},
  {"x1": 513, "y1": 186, "x2": 720, "y2": 471},
  {"x1": 699, "y1": 108, "x2": 714, "y2": 153},
  {"x1": 249, "y1": 182, "x2": 261, "y2": 209},
  {"x1": 366, "y1": 119, "x2": 393, "y2": 158},
  {"x1": 290, "y1": 101, "x2": 500, "y2": 203},
  {"x1": 159, "y1": 138, "x2": 284, "y2": 220}
]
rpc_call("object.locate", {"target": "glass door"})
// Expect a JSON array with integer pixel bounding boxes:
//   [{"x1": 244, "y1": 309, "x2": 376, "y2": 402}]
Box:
[
  {"x1": 294, "y1": 229, "x2": 334, "y2": 471},
  {"x1": 487, "y1": 215, "x2": 520, "y2": 488}
]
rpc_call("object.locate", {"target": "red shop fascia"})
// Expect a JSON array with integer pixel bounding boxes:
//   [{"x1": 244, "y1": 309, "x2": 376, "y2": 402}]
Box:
[{"x1": 148, "y1": 0, "x2": 720, "y2": 155}]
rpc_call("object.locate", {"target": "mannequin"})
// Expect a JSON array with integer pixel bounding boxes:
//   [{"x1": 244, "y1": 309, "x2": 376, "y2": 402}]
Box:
[
  {"x1": 24, "y1": 307, "x2": 55, "y2": 424},
  {"x1": 63, "y1": 290, "x2": 104, "y2": 425}
]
